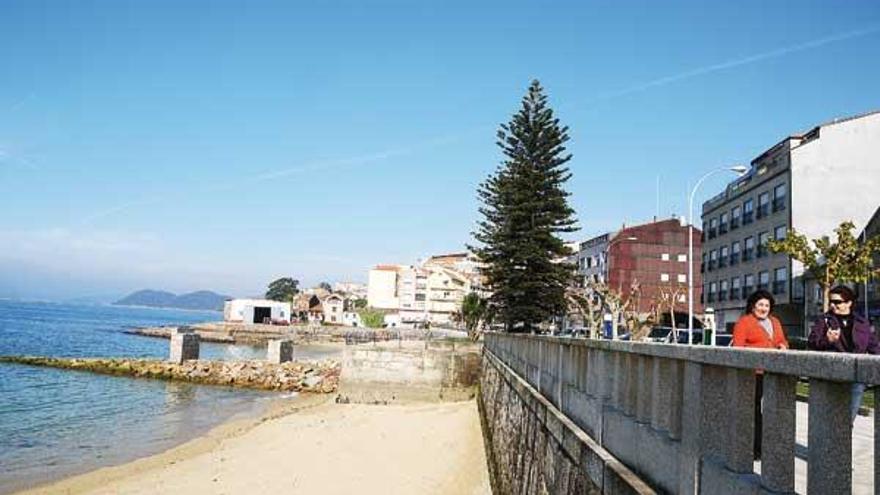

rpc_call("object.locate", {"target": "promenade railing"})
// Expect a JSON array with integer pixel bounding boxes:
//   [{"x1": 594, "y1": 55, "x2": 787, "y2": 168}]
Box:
[{"x1": 484, "y1": 333, "x2": 880, "y2": 495}]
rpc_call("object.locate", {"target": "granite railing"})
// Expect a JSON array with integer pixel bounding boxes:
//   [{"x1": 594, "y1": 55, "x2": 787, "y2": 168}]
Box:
[{"x1": 485, "y1": 333, "x2": 880, "y2": 495}]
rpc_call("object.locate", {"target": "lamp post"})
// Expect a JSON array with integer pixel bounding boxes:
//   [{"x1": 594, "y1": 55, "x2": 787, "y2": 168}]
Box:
[
  {"x1": 604, "y1": 234, "x2": 638, "y2": 339},
  {"x1": 688, "y1": 165, "x2": 748, "y2": 345}
]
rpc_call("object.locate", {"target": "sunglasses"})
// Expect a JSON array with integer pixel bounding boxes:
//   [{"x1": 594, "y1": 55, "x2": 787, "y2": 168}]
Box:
[{"x1": 829, "y1": 299, "x2": 850, "y2": 305}]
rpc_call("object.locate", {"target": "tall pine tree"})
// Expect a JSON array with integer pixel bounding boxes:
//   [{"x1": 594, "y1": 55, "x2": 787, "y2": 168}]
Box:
[{"x1": 470, "y1": 80, "x2": 578, "y2": 332}]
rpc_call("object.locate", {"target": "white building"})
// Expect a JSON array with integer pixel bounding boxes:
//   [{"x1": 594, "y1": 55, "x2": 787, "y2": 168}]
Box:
[
  {"x1": 223, "y1": 299, "x2": 291, "y2": 324},
  {"x1": 701, "y1": 110, "x2": 880, "y2": 336},
  {"x1": 322, "y1": 294, "x2": 345, "y2": 324},
  {"x1": 366, "y1": 254, "x2": 478, "y2": 327}
]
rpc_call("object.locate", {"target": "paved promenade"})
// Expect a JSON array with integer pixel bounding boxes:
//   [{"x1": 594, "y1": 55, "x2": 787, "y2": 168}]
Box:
[{"x1": 757, "y1": 402, "x2": 874, "y2": 494}]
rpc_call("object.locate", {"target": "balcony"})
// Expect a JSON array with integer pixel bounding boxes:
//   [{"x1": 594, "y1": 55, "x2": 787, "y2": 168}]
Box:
[
  {"x1": 773, "y1": 281, "x2": 787, "y2": 294},
  {"x1": 742, "y1": 212, "x2": 754, "y2": 225},
  {"x1": 773, "y1": 197, "x2": 786, "y2": 212}
]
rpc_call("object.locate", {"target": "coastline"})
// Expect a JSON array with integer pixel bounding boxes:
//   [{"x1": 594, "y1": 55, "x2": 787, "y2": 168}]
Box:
[
  {"x1": 12, "y1": 393, "x2": 332, "y2": 495},
  {"x1": 14, "y1": 395, "x2": 490, "y2": 495}
]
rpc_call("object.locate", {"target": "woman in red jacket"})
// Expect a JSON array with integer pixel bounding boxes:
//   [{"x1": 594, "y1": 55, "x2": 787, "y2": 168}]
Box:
[
  {"x1": 733, "y1": 289, "x2": 789, "y2": 349},
  {"x1": 732, "y1": 289, "x2": 788, "y2": 459}
]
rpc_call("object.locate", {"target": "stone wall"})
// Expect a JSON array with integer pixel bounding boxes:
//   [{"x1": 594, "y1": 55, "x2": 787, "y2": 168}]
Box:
[
  {"x1": 338, "y1": 340, "x2": 482, "y2": 403},
  {"x1": 479, "y1": 348, "x2": 654, "y2": 494},
  {"x1": 484, "y1": 333, "x2": 880, "y2": 495}
]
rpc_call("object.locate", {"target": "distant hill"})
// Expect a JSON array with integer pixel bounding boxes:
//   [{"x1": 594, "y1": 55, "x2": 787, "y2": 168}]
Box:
[{"x1": 114, "y1": 290, "x2": 228, "y2": 311}]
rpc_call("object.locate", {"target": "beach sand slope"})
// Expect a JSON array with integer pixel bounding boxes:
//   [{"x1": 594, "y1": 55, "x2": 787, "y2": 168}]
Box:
[{"x1": 21, "y1": 399, "x2": 490, "y2": 495}]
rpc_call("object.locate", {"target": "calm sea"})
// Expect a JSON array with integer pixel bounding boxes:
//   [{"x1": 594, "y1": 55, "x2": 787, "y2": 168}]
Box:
[{"x1": 0, "y1": 300, "x2": 315, "y2": 494}]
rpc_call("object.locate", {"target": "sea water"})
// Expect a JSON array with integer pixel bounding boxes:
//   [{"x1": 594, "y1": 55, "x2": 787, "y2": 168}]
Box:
[{"x1": 0, "y1": 300, "x2": 284, "y2": 494}]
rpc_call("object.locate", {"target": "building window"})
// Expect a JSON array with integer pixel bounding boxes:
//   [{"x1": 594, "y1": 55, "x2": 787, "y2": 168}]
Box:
[
  {"x1": 719, "y1": 246, "x2": 729, "y2": 267},
  {"x1": 743, "y1": 199, "x2": 754, "y2": 224},
  {"x1": 731, "y1": 206, "x2": 742, "y2": 229},
  {"x1": 773, "y1": 267, "x2": 788, "y2": 294},
  {"x1": 730, "y1": 241, "x2": 741, "y2": 265},
  {"x1": 757, "y1": 232, "x2": 770, "y2": 258},
  {"x1": 701, "y1": 253, "x2": 706, "y2": 273},
  {"x1": 743, "y1": 236, "x2": 755, "y2": 261},
  {"x1": 708, "y1": 282, "x2": 718, "y2": 303},
  {"x1": 661, "y1": 253, "x2": 670, "y2": 261},
  {"x1": 708, "y1": 250, "x2": 718, "y2": 271},
  {"x1": 678, "y1": 274, "x2": 687, "y2": 283},
  {"x1": 757, "y1": 192, "x2": 770, "y2": 219},
  {"x1": 744, "y1": 274, "x2": 755, "y2": 295},
  {"x1": 719, "y1": 280, "x2": 729, "y2": 301},
  {"x1": 661, "y1": 273, "x2": 670, "y2": 282},
  {"x1": 773, "y1": 183, "x2": 787, "y2": 212},
  {"x1": 719, "y1": 212, "x2": 729, "y2": 234},
  {"x1": 415, "y1": 294, "x2": 426, "y2": 301},
  {"x1": 731, "y1": 277, "x2": 741, "y2": 300},
  {"x1": 677, "y1": 254, "x2": 687, "y2": 262},
  {"x1": 709, "y1": 218, "x2": 718, "y2": 239},
  {"x1": 758, "y1": 271, "x2": 770, "y2": 290},
  {"x1": 775, "y1": 225, "x2": 787, "y2": 241}
]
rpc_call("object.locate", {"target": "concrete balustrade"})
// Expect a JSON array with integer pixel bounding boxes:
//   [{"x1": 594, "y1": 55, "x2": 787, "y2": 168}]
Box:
[{"x1": 484, "y1": 333, "x2": 880, "y2": 495}]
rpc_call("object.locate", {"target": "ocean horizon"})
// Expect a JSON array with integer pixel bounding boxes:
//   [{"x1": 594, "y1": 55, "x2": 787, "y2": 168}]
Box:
[{"x1": 0, "y1": 300, "x2": 286, "y2": 494}]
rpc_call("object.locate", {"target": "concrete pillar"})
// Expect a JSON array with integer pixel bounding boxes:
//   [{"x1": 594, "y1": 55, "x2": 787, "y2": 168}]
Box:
[
  {"x1": 725, "y1": 368, "x2": 755, "y2": 473},
  {"x1": 169, "y1": 327, "x2": 199, "y2": 363},
  {"x1": 761, "y1": 373, "x2": 796, "y2": 493},
  {"x1": 808, "y1": 379, "x2": 852, "y2": 495},
  {"x1": 267, "y1": 339, "x2": 293, "y2": 364},
  {"x1": 650, "y1": 357, "x2": 666, "y2": 431},
  {"x1": 679, "y1": 361, "x2": 703, "y2": 495},
  {"x1": 636, "y1": 355, "x2": 652, "y2": 424}
]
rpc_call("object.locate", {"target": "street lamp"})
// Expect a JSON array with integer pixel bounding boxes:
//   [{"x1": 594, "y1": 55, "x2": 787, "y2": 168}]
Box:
[
  {"x1": 688, "y1": 165, "x2": 749, "y2": 345},
  {"x1": 604, "y1": 234, "x2": 638, "y2": 339}
]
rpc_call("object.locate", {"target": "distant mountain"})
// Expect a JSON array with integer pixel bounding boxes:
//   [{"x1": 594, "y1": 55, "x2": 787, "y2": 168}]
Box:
[{"x1": 114, "y1": 290, "x2": 228, "y2": 311}]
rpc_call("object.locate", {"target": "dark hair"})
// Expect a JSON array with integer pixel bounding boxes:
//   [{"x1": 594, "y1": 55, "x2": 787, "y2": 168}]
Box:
[
  {"x1": 745, "y1": 289, "x2": 775, "y2": 315},
  {"x1": 830, "y1": 285, "x2": 857, "y2": 302}
]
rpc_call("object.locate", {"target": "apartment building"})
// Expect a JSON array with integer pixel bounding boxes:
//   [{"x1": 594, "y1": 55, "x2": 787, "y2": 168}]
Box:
[
  {"x1": 573, "y1": 217, "x2": 702, "y2": 318},
  {"x1": 366, "y1": 255, "x2": 478, "y2": 326},
  {"x1": 701, "y1": 110, "x2": 880, "y2": 335}
]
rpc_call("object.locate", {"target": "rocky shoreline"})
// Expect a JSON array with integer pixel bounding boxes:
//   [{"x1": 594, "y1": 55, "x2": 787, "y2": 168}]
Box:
[{"x1": 0, "y1": 356, "x2": 340, "y2": 393}]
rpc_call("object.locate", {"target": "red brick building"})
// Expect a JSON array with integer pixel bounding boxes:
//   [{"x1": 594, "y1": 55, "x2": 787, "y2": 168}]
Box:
[{"x1": 606, "y1": 218, "x2": 703, "y2": 319}]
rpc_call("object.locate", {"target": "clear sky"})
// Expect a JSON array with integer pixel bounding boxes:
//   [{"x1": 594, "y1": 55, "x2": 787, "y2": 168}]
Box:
[{"x1": 1, "y1": 0, "x2": 879, "y2": 300}]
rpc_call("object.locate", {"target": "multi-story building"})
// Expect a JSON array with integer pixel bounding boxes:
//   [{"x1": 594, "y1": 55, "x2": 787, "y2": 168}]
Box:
[
  {"x1": 573, "y1": 217, "x2": 702, "y2": 320},
  {"x1": 701, "y1": 110, "x2": 880, "y2": 336},
  {"x1": 366, "y1": 255, "x2": 478, "y2": 326}
]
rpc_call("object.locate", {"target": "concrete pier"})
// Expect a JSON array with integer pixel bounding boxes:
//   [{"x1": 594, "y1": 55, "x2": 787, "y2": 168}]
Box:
[
  {"x1": 169, "y1": 327, "x2": 200, "y2": 364},
  {"x1": 267, "y1": 339, "x2": 293, "y2": 364}
]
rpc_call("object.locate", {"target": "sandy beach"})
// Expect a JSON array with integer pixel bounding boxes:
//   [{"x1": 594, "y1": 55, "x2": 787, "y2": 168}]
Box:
[{"x1": 16, "y1": 396, "x2": 490, "y2": 495}]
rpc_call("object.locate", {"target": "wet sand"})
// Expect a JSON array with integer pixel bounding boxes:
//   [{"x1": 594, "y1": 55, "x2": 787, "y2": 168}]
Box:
[{"x1": 16, "y1": 396, "x2": 490, "y2": 495}]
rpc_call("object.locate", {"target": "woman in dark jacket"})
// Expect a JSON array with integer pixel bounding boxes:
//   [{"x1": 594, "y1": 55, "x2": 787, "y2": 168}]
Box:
[{"x1": 808, "y1": 285, "x2": 879, "y2": 421}]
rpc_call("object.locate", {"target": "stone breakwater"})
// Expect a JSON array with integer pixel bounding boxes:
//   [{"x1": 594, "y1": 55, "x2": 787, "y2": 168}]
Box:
[{"x1": 0, "y1": 356, "x2": 340, "y2": 393}]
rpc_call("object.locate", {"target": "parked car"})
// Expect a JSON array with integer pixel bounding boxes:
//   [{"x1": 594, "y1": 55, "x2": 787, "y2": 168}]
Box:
[{"x1": 643, "y1": 326, "x2": 674, "y2": 343}]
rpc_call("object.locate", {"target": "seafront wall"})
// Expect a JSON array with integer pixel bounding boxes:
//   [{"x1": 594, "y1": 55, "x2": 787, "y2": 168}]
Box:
[
  {"x1": 338, "y1": 340, "x2": 482, "y2": 403},
  {"x1": 481, "y1": 333, "x2": 880, "y2": 495}
]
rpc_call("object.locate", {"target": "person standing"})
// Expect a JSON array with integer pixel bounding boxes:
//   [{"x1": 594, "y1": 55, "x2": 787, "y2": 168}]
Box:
[
  {"x1": 732, "y1": 290, "x2": 789, "y2": 459},
  {"x1": 808, "y1": 285, "x2": 879, "y2": 421}
]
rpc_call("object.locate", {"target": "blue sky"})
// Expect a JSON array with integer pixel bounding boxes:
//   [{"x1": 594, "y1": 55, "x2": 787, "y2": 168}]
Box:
[{"x1": 1, "y1": 0, "x2": 879, "y2": 300}]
